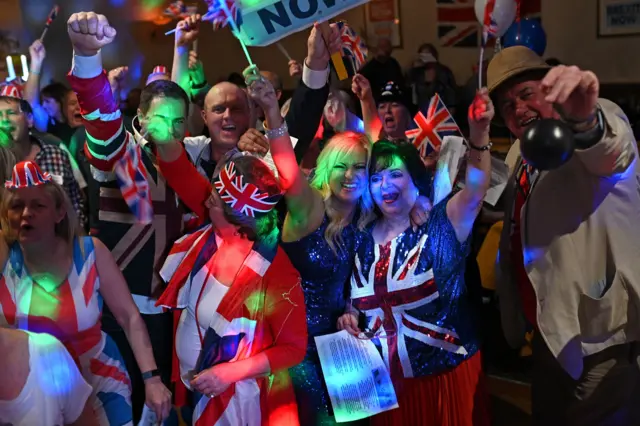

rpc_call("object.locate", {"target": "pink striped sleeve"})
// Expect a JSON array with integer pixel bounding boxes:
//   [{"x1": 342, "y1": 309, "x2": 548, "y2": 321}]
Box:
[{"x1": 67, "y1": 71, "x2": 128, "y2": 172}]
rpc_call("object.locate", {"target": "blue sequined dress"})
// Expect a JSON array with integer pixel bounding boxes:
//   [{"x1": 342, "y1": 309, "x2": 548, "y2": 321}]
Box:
[
  {"x1": 282, "y1": 215, "x2": 364, "y2": 426},
  {"x1": 351, "y1": 197, "x2": 479, "y2": 380}
]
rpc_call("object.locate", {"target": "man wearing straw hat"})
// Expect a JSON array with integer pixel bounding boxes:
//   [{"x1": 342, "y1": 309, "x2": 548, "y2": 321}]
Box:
[{"x1": 490, "y1": 45, "x2": 640, "y2": 424}]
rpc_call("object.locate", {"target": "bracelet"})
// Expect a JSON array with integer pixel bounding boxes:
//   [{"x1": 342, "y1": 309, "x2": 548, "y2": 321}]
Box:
[
  {"x1": 141, "y1": 369, "x2": 161, "y2": 381},
  {"x1": 467, "y1": 141, "x2": 493, "y2": 151},
  {"x1": 265, "y1": 120, "x2": 288, "y2": 139},
  {"x1": 29, "y1": 69, "x2": 40, "y2": 76},
  {"x1": 191, "y1": 80, "x2": 207, "y2": 90}
]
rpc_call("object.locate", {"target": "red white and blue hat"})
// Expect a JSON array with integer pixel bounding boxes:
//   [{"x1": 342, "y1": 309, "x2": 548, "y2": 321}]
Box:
[
  {"x1": 5, "y1": 161, "x2": 61, "y2": 189},
  {"x1": 213, "y1": 158, "x2": 282, "y2": 218},
  {"x1": 0, "y1": 83, "x2": 24, "y2": 100}
]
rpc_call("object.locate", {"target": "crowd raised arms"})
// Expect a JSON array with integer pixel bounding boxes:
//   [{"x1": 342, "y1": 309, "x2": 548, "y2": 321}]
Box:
[{"x1": 1, "y1": 3, "x2": 639, "y2": 426}]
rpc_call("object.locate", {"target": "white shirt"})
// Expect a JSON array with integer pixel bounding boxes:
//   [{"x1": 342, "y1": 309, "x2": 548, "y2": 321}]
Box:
[
  {"x1": 0, "y1": 331, "x2": 93, "y2": 426},
  {"x1": 175, "y1": 233, "x2": 230, "y2": 387}
]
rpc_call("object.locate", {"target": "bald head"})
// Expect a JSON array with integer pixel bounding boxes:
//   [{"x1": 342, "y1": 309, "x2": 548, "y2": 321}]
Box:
[{"x1": 202, "y1": 82, "x2": 252, "y2": 156}]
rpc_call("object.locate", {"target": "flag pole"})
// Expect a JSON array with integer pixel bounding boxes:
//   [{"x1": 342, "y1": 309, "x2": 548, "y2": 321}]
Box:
[{"x1": 40, "y1": 5, "x2": 60, "y2": 41}]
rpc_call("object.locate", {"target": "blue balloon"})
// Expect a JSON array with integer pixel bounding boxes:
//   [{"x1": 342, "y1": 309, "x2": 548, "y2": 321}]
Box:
[{"x1": 502, "y1": 18, "x2": 547, "y2": 56}]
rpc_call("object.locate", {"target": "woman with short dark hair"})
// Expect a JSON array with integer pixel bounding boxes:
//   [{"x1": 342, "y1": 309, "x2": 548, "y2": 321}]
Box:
[{"x1": 338, "y1": 90, "x2": 494, "y2": 425}]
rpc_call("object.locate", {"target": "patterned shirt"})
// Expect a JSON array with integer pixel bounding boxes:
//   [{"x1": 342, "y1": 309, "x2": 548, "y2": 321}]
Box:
[{"x1": 33, "y1": 137, "x2": 87, "y2": 228}]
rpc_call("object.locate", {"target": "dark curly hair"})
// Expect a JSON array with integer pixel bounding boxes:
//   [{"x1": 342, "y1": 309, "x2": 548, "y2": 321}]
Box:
[{"x1": 370, "y1": 140, "x2": 431, "y2": 197}]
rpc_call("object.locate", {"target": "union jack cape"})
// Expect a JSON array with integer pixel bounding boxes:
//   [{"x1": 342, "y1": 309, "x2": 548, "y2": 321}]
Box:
[{"x1": 157, "y1": 224, "x2": 305, "y2": 425}]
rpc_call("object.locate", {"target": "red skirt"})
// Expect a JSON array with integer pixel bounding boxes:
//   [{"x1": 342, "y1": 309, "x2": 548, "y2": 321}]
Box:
[{"x1": 372, "y1": 351, "x2": 491, "y2": 426}]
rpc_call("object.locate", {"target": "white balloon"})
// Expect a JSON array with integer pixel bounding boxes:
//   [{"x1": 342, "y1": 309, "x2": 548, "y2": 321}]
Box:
[{"x1": 474, "y1": 0, "x2": 517, "y2": 38}]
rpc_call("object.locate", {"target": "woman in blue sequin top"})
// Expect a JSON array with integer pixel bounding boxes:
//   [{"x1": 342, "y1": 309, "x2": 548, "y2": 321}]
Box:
[
  {"x1": 268, "y1": 125, "x2": 376, "y2": 425},
  {"x1": 338, "y1": 90, "x2": 495, "y2": 425}
]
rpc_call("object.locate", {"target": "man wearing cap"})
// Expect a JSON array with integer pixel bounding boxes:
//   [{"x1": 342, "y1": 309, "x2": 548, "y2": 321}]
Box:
[
  {"x1": 0, "y1": 83, "x2": 86, "y2": 228},
  {"x1": 490, "y1": 46, "x2": 640, "y2": 424},
  {"x1": 352, "y1": 74, "x2": 414, "y2": 143}
]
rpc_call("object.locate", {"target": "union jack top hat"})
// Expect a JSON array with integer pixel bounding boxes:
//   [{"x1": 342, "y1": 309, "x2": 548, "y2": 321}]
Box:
[
  {"x1": 5, "y1": 161, "x2": 61, "y2": 189},
  {"x1": 213, "y1": 155, "x2": 282, "y2": 218},
  {"x1": 150, "y1": 65, "x2": 169, "y2": 77},
  {"x1": 0, "y1": 83, "x2": 24, "y2": 100}
]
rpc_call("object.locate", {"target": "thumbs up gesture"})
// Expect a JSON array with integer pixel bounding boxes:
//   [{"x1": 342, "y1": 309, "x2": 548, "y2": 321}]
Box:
[{"x1": 67, "y1": 12, "x2": 117, "y2": 57}]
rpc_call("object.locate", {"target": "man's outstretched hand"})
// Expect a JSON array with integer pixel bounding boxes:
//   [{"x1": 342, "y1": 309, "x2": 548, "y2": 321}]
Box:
[{"x1": 68, "y1": 11, "x2": 116, "y2": 57}]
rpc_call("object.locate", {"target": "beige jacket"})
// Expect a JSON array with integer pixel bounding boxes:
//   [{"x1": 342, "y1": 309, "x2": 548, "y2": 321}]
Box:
[{"x1": 496, "y1": 99, "x2": 640, "y2": 379}]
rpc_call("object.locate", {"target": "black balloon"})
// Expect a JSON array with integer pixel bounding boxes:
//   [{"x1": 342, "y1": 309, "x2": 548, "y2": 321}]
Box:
[{"x1": 520, "y1": 119, "x2": 575, "y2": 170}]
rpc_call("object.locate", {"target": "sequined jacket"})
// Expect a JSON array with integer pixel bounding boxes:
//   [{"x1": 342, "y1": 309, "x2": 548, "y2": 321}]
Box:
[{"x1": 350, "y1": 199, "x2": 479, "y2": 379}]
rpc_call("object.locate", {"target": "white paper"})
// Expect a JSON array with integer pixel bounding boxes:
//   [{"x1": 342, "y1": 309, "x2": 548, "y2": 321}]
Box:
[
  {"x1": 441, "y1": 142, "x2": 510, "y2": 207},
  {"x1": 315, "y1": 330, "x2": 398, "y2": 423},
  {"x1": 137, "y1": 405, "x2": 160, "y2": 426},
  {"x1": 432, "y1": 136, "x2": 466, "y2": 205},
  {"x1": 260, "y1": 136, "x2": 298, "y2": 178},
  {"x1": 484, "y1": 156, "x2": 510, "y2": 206}
]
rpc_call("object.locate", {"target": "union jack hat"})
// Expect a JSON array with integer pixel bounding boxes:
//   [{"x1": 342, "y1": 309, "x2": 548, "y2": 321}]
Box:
[
  {"x1": 213, "y1": 159, "x2": 282, "y2": 218},
  {"x1": 5, "y1": 161, "x2": 61, "y2": 189},
  {"x1": 0, "y1": 83, "x2": 23, "y2": 100},
  {"x1": 151, "y1": 65, "x2": 169, "y2": 76}
]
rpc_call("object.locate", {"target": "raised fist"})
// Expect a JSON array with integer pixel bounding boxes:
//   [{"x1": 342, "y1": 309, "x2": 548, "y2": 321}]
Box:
[
  {"x1": 288, "y1": 60, "x2": 302, "y2": 78},
  {"x1": 28, "y1": 40, "x2": 46, "y2": 71},
  {"x1": 351, "y1": 74, "x2": 372, "y2": 102},
  {"x1": 175, "y1": 14, "x2": 201, "y2": 47},
  {"x1": 67, "y1": 12, "x2": 116, "y2": 57}
]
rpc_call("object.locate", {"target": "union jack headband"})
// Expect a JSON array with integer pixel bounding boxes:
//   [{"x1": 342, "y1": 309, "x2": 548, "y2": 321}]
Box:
[
  {"x1": 5, "y1": 161, "x2": 62, "y2": 189},
  {"x1": 213, "y1": 160, "x2": 282, "y2": 218}
]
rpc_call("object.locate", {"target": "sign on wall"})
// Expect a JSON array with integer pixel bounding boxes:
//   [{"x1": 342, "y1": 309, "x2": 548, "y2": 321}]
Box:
[
  {"x1": 363, "y1": 0, "x2": 402, "y2": 48},
  {"x1": 598, "y1": 0, "x2": 640, "y2": 37}
]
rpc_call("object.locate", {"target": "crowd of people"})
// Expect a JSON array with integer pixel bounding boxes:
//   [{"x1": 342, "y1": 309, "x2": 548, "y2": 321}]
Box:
[{"x1": 0, "y1": 8, "x2": 639, "y2": 426}]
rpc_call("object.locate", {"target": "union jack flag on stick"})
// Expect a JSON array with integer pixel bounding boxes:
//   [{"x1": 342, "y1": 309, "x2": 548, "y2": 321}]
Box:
[
  {"x1": 40, "y1": 5, "x2": 59, "y2": 41},
  {"x1": 203, "y1": 0, "x2": 239, "y2": 30},
  {"x1": 336, "y1": 21, "x2": 368, "y2": 75},
  {"x1": 405, "y1": 94, "x2": 462, "y2": 162}
]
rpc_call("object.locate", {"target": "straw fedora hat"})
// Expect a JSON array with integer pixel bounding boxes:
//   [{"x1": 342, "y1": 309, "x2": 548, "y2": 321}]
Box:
[{"x1": 487, "y1": 46, "x2": 550, "y2": 95}]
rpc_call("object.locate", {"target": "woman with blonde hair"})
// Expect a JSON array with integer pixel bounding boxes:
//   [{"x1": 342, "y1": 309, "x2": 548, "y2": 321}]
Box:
[
  {"x1": 0, "y1": 161, "x2": 172, "y2": 425},
  {"x1": 237, "y1": 67, "x2": 372, "y2": 425}
]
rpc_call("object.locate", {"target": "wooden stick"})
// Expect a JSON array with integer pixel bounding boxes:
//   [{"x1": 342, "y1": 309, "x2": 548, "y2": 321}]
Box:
[{"x1": 318, "y1": 21, "x2": 348, "y2": 81}]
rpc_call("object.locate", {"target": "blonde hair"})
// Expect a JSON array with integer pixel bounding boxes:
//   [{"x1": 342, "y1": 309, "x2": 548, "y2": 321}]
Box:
[
  {"x1": 310, "y1": 131, "x2": 375, "y2": 253},
  {"x1": 1, "y1": 182, "x2": 82, "y2": 247}
]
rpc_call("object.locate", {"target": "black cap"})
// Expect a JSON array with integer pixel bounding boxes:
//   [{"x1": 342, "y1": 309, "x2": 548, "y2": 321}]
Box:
[{"x1": 376, "y1": 81, "x2": 416, "y2": 115}]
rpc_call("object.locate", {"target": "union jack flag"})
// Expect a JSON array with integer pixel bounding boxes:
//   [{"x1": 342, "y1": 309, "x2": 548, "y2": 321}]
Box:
[
  {"x1": 405, "y1": 94, "x2": 462, "y2": 160},
  {"x1": 213, "y1": 161, "x2": 281, "y2": 218},
  {"x1": 437, "y1": 0, "x2": 541, "y2": 47},
  {"x1": 164, "y1": 1, "x2": 198, "y2": 19},
  {"x1": 203, "y1": 0, "x2": 240, "y2": 30},
  {"x1": 337, "y1": 21, "x2": 368, "y2": 73},
  {"x1": 114, "y1": 142, "x2": 153, "y2": 225}
]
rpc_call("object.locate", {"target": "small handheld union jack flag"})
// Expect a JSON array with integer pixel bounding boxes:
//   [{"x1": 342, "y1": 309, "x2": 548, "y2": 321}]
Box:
[
  {"x1": 203, "y1": 0, "x2": 240, "y2": 30},
  {"x1": 405, "y1": 94, "x2": 462, "y2": 161},
  {"x1": 114, "y1": 142, "x2": 153, "y2": 225},
  {"x1": 336, "y1": 22, "x2": 368, "y2": 74},
  {"x1": 213, "y1": 161, "x2": 281, "y2": 218},
  {"x1": 5, "y1": 161, "x2": 59, "y2": 189}
]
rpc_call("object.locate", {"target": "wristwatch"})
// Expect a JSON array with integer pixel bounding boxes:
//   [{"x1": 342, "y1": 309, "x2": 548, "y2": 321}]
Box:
[
  {"x1": 573, "y1": 106, "x2": 605, "y2": 149},
  {"x1": 141, "y1": 369, "x2": 161, "y2": 381}
]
